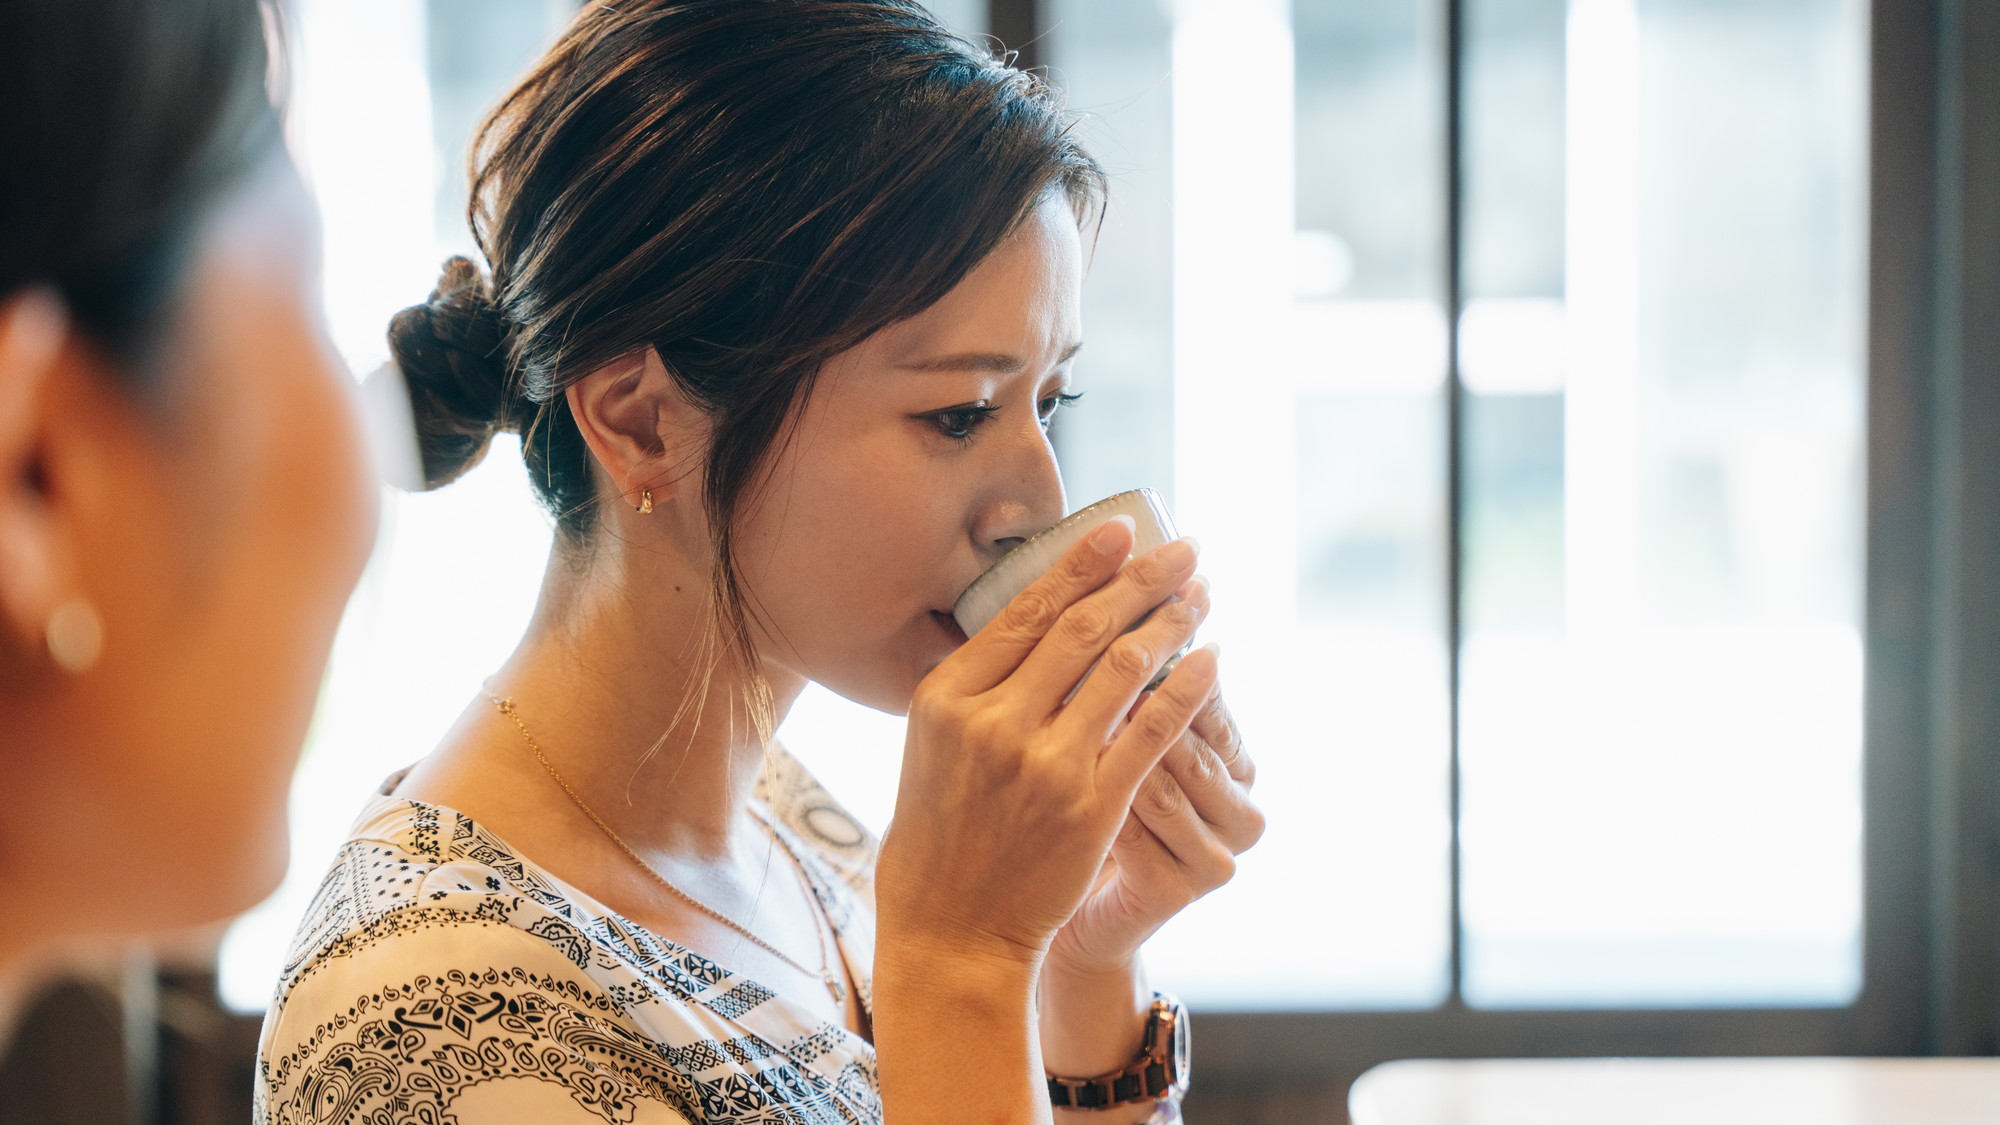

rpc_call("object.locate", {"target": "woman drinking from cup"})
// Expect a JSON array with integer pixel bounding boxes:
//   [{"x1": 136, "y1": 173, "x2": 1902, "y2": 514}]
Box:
[{"x1": 258, "y1": 3, "x2": 1262, "y2": 1122}]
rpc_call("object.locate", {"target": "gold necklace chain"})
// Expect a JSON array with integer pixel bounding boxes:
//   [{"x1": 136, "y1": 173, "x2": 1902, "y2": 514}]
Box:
[{"x1": 488, "y1": 694, "x2": 847, "y2": 1009}]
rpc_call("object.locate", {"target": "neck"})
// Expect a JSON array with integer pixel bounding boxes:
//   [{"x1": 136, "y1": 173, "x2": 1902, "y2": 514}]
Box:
[{"x1": 484, "y1": 536, "x2": 806, "y2": 860}]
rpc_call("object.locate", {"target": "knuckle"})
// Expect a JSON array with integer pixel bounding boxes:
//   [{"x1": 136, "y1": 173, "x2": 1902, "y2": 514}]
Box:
[
  {"x1": 1147, "y1": 601, "x2": 1200, "y2": 644},
  {"x1": 1220, "y1": 724, "x2": 1247, "y2": 759},
  {"x1": 909, "y1": 679, "x2": 953, "y2": 720},
  {"x1": 1058, "y1": 600, "x2": 1119, "y2": 648},
  {"x1": 1014, "y1": 751, "x2": 1052, "y2": 790},
  {"x1": 1006, "y1": 585, "x2": 1066, "y2": 631},
  {"x1": 1138, "y1": 772, "x2": 1184, "y2": 819},
  {"x1": 1223, "y1": 721, "x2": 1249, "y2": 758},
  {"x1": 1061, "y1": 795, "x2": 1101, "y2": 835},
  {"x1": 1117, "y1": 815, "x2": 1148, "y2": 847},
  {"x1": 1132, "y1": 548, "x2": 1183, "y2": 588},
  {"x1": 987, "y1": 620, "x2": 1042, "y2": 652},
  {"x1": 1240, "y1": 805, "x2": 1268, "y2": 849},
  {"x1": 1156, "y1": 674, "x2": 1203, "y2": 714},
  {"x1": 1199, "y1": 694, "x2": 1230, "y2": 734},
  {"x1": 961, "y1": 704, "x2": 1013, "y2": 749},
  {"x1": 1179, "y1": 739, "x2": 1219, "y2": 786},
  {"x1": 1228, "y1": 746, "x2": 1257, "y2": 787},
  {"x1": 1205, "y1": 851, "x2": 1238, "y2": 888},
  {"x1": 1102, "y1": 636, "x2": 1157, "y2": 683},
  {"x1": 1136, "y1": 700, "x2": 1186, "y2": 746}
]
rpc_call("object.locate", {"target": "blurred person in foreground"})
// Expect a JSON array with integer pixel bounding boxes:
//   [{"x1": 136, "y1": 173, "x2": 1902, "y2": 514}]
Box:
[
  {"x1": 257, "y1": 2, "x2": 1261, "y2": 1123},
  {"x1": 0, "y1": 0, "x2": 377, "y2": 1034}
]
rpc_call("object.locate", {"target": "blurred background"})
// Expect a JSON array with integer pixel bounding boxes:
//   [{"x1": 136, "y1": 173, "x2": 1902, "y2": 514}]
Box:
[{"x1": 3, "y1": 0, "x2": 1995, "y2": 1122}]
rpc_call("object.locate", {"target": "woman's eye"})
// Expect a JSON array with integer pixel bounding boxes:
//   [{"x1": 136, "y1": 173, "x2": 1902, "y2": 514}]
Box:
[
  {"x1": 929, "y1": 402, "x2": 997, "y2": 441},
  {"x1": 1038, "y1": 392, "x2": 1084, "y2": 427},
  {"x1": 924, "y1": 393, "x2": 1079, "y2": 443}
]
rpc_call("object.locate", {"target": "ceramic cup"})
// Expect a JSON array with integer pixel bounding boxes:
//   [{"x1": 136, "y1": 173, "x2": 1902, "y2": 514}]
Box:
[{"x1": 952, "y1": 488, "x2": 1190, "y2": 691}]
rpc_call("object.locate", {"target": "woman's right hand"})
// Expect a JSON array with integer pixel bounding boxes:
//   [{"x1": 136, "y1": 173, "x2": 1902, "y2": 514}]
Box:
[{"x1": 875, "y1": 514, "x2": 1215, "y2": 972}]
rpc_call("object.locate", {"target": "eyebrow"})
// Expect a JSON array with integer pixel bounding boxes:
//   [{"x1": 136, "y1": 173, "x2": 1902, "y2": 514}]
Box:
[{"x1": 896, "y1": 341, "x2": 1084, "y2": 374}]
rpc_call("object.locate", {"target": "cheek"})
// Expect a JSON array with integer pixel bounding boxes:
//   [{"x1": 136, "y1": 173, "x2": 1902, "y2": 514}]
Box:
[
  {"x1": 205, "y1": 315, "x2": 375, "y2": 753},
  {"x1": 742, "y1": 427, "x2": 962, "y2": 655},
  {"x1": 121, "y1": 304, "x2": 375, "y2": 913}
]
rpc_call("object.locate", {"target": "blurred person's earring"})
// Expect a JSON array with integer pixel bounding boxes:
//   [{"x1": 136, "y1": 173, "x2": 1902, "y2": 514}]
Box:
[
  {"x1": 45, "y1": 598, "x2": 104, "y2": 674},
  {"x1": 637, "y1": 489, "x2": 653, "y2": 515}
]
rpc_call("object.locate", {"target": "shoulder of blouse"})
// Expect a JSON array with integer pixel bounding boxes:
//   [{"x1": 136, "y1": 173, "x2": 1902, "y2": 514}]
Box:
[{"x1": 757, "y1": 742, "x2": 881, "y2": 891}]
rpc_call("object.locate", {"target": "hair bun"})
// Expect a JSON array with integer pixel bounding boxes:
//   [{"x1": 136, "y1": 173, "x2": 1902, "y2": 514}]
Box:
[{"x1": 387, "y1": 256, "x2": 523, "y2": 489}]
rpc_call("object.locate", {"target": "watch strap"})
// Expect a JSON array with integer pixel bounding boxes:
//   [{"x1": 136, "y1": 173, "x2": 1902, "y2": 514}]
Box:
[
  {"x1": 1046, "y1": 992, "x2": 1188, "y2": 1111},
  {"x1": 1046, "y1": 1063, "x2": 1177, "y2": 1109}
]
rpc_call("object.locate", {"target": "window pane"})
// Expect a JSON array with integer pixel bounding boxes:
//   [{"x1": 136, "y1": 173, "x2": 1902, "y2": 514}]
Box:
[
  {"x1": 1287, "y1": 0, "x2": 1455, "y2": 1007},
  {"x1": 1458, "y1": 0, "x2": 1869, "y2": 1007},
  {"x1": 1048, "y1": 0, "x2": 1454, "y2": 1008}
]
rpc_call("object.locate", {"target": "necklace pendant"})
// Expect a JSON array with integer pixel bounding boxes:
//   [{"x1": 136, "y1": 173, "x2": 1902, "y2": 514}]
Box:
[{"x1": 824, "y1": 971, "x2": 846, "y2": 1007}]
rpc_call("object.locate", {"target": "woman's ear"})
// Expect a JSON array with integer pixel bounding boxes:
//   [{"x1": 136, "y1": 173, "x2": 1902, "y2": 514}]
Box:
[
  {"x1": 0, "y1": 291, "x2": 79, "y2": 668},
  {"x1": 565, "y1": 347, "x2": 706, "y2": 511}
]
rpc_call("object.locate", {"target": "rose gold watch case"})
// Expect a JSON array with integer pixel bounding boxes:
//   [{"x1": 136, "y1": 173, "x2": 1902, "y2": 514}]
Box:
[{"x1": 1143, "y1": 992, "x2": 1192, "y2": 1102}]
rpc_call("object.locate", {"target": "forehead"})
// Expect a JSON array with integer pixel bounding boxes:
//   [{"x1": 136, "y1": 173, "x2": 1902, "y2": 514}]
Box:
[{"x1": 876, "y1": 195, "x2": 1085, "y2": 362}]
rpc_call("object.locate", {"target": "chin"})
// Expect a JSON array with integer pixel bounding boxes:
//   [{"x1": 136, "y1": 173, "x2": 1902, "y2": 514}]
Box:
[
  {"x1": 818, "y1": 672, "x2": 923, "y2": 718},
  {"x1": 168, "y1": 812, "x2": 295, "y2": 928}
]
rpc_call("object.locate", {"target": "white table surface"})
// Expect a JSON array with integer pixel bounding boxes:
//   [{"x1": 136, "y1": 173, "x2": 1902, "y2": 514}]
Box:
[{"x1": 1348, "y1": 1057, "x2": 2000, "y2": 1125}]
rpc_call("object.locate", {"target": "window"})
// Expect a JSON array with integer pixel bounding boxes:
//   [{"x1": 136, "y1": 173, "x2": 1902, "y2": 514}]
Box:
[
  {"x1": 1034, "y1": 0, "x2": 1870, "y2": 1018},
  {"x1": 1457, "y1": 0, "x2": 1867, "y2": 1008},
  {"x1": 1030, "y1": 3, "x2": 2000, "y2": 1118}
]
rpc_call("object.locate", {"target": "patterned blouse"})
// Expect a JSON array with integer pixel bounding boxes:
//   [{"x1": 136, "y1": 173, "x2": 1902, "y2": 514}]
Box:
[{"x1": 255, "y1": 749, "x2": 883, "y2": 1124}]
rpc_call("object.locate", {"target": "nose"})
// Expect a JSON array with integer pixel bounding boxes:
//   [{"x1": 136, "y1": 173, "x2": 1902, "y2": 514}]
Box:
[{"x1": 971, "y1": 425, "x2": 1068, "y2": 562}]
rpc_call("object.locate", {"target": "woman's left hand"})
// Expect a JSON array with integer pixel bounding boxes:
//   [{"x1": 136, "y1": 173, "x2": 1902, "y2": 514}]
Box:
[{"x1": 1045, "y1": 681, "x2": 1264, "y2": 978}]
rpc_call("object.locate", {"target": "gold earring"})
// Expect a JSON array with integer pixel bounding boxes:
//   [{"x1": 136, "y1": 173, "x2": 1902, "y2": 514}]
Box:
[
  {"x1": 637, "y1": 489, "x2": 654, "y2": 515},
  {"x1": 46, "y1": 598, "x2": 104, "y2": 674}
]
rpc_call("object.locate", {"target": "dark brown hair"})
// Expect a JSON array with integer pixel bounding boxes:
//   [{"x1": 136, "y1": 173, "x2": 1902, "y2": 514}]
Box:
[
  {"x1": 0, "y1": 0, "x2": 278, "y2": 378},
  {"x1": 391, "y1": 0, "x2": 1104, "y2": 703}
]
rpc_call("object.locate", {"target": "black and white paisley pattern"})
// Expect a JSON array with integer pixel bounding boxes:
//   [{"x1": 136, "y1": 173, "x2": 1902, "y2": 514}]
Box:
[{"x1": 256, "y1": 746, "x2": 883, "y2": 1125}]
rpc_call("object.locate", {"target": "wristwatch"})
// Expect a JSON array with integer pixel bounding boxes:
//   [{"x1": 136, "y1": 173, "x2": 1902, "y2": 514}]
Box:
[{"x1": 1046, "y1": 992, "x2": 1190, "y2": 1111}]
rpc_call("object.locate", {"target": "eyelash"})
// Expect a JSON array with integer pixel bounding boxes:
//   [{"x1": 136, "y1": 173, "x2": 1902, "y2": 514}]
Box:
[{"x1": 928, "y1": 393, "x2": 1085, "y2": 442}]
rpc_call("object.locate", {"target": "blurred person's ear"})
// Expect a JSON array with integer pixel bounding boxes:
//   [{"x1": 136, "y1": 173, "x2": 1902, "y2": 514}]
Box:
[{"x1": 0, "y1": 291, "x2": 86, "y2": 674}]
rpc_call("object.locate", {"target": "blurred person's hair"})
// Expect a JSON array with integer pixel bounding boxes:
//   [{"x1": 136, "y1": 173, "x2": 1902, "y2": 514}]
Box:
[
  {"x1": 389, "y1": 0, "x2": 1104, "y2": 723},
  {"x1": 0, "y1": 0, "x2": 279, "y2": 377}
]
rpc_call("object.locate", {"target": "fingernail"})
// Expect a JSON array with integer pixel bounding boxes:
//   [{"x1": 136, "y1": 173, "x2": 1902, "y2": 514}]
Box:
[
  {"x1": 1170, "y1": 573, "x2": 1209, "y2": 601},
  {"x1": 1201, "y1": 640, "x2": 1222, "y2": 662},
  {"x1": 1089, "y1": 514, "x2": 1137, "y2": 556},
  {"x1": 1158, "y1": 537, "x2": 1197, "y2": 569}
]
